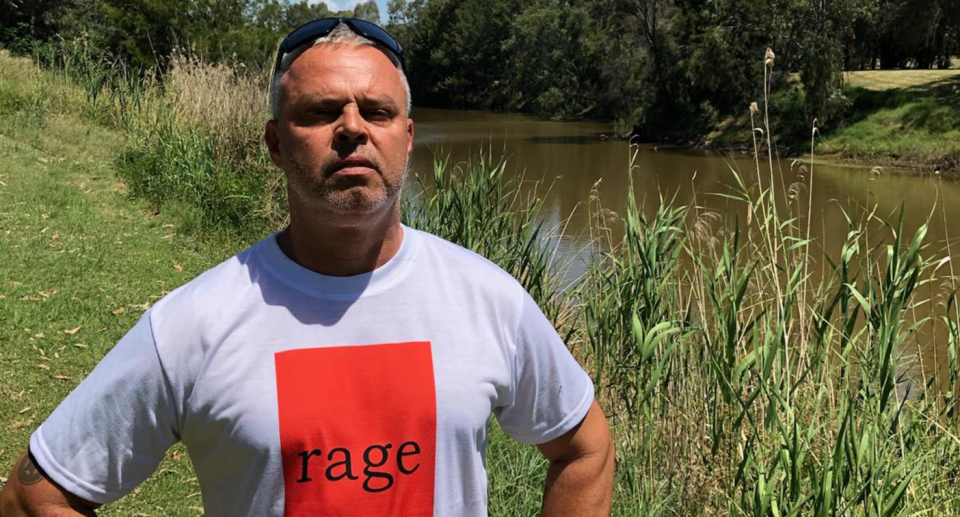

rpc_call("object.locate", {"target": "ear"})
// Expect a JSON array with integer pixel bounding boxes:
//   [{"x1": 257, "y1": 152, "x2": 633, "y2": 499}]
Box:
[
  {"x1": 264, "y1": 119, "x2": 282, "y2": 168},
  {"x1": 406, "y1": 118, "x2": 414, "y2": 156}
]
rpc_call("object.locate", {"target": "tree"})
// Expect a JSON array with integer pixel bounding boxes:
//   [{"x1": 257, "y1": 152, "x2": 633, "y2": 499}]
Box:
[
  {"x1": 404, "y1": 0, "x2": 522, "y2": 109},
  {"x1": 502, "y1": 0, "x2": 603, "y2": 118},
  {"x1": 353, "y1": 0, "x2": 380, "y2": 23},
  {"x1": 387, "y1": 0, "x2": 411, "y2": 26},
  {"x1": 282, "y1": 0, "x2": 332, "y2": 28},
  {"x1": 595, "y1": 0, "x2": 702, "y2": 135},
  {"x1": 788, "y1": 0, "x2": 856, "y2": 125},
  {"x1": 1, "y1": 0, "x2": 82, "y2": 49},
  {"x1": 676, "y1": 0, "x2": 775, "y2": 124}
]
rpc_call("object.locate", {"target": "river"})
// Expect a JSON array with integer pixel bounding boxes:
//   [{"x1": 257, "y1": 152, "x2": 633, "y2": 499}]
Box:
[
  {"x1": 408, "y1": 107, "x2": 960, "y2": 379},
  {"x1": 409, "y1": 107, "x2": 960, "y2": 272}
]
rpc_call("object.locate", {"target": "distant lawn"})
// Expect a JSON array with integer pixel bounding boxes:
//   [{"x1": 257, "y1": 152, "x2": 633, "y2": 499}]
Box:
[{"x1": 844, "y1": 69, "x2": 960, "y2": 91}]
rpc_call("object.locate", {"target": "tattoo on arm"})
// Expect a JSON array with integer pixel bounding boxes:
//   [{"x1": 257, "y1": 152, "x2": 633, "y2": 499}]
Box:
[{"x1": 17, "y1": 451, "x2": 45, "y2": 485}]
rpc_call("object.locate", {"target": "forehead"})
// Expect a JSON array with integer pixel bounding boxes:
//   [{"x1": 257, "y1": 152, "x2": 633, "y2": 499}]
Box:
[{"x1": 282, "y1": 44, "x2": 405, "y2": 103}]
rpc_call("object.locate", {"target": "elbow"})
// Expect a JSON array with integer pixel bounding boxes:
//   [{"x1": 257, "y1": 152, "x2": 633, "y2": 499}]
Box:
[
  {"x1": 1, "y1": 477, "x2": 25, "y2": 517},
  {"x1": 0, "y1": 451, "x2": 99, "y2": 517},
  {"x1": 568, "y1": 401, "x2": 616, "y2": 482},
  {"x1": 599, "y1": 411, "x2": 616, "y2": 486}
]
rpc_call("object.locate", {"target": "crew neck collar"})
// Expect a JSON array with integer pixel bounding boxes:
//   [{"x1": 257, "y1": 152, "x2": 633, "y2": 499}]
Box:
[{"x1": 256, "y1": 225, "x2": 420, "y2": 300}]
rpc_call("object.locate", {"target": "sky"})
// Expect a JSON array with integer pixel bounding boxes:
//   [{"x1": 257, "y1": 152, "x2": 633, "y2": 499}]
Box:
[{"x1": 310, "y1": 0, "x2": 390, "y2": 23}]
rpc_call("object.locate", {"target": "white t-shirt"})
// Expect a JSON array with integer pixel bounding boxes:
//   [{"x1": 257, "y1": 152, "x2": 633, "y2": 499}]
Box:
[{"x1": 30, "y1": 226, "x2": 594, "y2": 516}]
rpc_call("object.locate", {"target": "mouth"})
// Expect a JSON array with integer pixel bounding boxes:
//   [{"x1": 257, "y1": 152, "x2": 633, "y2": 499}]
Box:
[{"x1": 330, "y1": 157, "x2": 378, "y2": 177}]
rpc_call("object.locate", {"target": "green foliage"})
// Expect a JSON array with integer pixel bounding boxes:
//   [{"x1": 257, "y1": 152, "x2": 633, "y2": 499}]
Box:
[
  {"x1": 871, "y1": 0, "x2": 955, "y2": 69},
  {"x1": 6, "y1": 46, "x2": 960, "y2": 515},
  {"x1": 4, "y1": 0, "x2": 958, "y2": 149},
  {"x1": 401, "y1": 0, "x2": 522, "y2": 110},
  {"x1": 117, "y1": 125, "x2": 272, "y2": 236},
  {"x1": 275, "y1": 0, "x2": 335, "y2": 28},
  {"x1": 0, "y1": 0, "x2": 339, "y2": 74},
  {"x1": 501, "y1": 1, "x2": 603, "y2": 118},
  {"x1": 768, "y1": 83, "x2": 809, "y2": 145},
  {"x1": 352, "y1": 0, "x2": 380, "y2": 22},
  {"x1": 401, "y1": 151, "x2": 561, "y2": 317}
]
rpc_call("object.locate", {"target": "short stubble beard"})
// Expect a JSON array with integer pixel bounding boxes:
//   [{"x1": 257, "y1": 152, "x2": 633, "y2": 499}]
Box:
[{"x1": 287, "y1": 154, "x2": 408, "y2": 215}]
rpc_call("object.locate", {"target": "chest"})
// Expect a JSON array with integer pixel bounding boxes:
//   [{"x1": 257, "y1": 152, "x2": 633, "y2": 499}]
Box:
[{"x1": 178, "y1": 308, "x2": 513, "y2": 482}]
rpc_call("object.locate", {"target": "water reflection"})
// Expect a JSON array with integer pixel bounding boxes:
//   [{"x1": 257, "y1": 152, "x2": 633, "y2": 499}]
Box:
[
  {"x1": 408, "y1": 107, "x2": 960, "y2": 380},
  {"x1": 409, "y1": 107, "x2": 960, "y2": 277}
]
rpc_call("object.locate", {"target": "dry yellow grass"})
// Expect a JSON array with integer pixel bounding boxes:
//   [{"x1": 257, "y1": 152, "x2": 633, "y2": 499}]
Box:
[
  {"x1": 165, "y1": 54, "x2": 269, "y2": 158},
  {"x1": 844, "y1": 69, "x2": 960, "y2": 91}
]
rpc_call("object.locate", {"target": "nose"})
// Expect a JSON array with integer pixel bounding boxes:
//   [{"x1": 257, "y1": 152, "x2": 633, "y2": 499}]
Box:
[{"x1": 334, "y1": 107, "x2": 368, "y2": 145}]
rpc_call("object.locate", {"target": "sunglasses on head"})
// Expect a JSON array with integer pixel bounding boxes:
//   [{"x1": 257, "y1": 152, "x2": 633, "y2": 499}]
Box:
[{"x1": 273, "y1": 17, "x2": 404, "y2": 76}]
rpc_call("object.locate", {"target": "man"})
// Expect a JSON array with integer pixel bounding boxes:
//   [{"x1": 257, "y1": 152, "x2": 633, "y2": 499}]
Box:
[{"x1": 1, "y1": 18, "x2": 614, "y2": 516}]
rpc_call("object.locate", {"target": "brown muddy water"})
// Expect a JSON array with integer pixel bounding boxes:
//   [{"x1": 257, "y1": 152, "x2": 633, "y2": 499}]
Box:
[
  {"x1": 409, "y1": 108, "x2": 960, "y2": 271},
  {"x1": 408, "y1": 107, "x2": 960, "y2": 381}
]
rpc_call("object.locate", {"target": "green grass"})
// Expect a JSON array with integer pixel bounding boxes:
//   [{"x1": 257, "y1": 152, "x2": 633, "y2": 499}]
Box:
[
  {"x1": 705, "y1": 70, "x2": 960, "y2": 174},
  {"x1": 844, "y1": 69, "x2": 960, "y2": 91},
  {"x1": 6, "y1": 44, "x2": 960, "y2": 516},
  {"x1": 818, "y1": 74, "x2": 960, "y2": 173},
  {"x1": 0, "y1": 94, "x2": 242, "y2": 515}
]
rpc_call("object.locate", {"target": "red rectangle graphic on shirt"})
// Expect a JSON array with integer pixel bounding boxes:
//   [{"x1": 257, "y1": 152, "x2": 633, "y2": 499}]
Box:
[{"x1": 275, "y1": 342, "x2": 436, "y2": 517}]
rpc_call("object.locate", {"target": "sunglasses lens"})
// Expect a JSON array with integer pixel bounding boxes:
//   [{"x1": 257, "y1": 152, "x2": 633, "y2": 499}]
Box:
[
  {"x1": 275, "y1": 18, "x2": 404, "y2": 75},
  {"x1": 281, "y1": 18, "x2": 339, "y2": 54},
  {"x1": 350, "y1": 19, "x2": 403, "y2": 55}
]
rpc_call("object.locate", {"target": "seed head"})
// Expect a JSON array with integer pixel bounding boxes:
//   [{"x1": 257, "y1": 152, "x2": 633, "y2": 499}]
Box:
[
  {"x1": 765, "y1": 48, "x2": 776, "y2": 68},
  {"x1": 749, "y1": 102, "x2": 759, "y2": 115}
]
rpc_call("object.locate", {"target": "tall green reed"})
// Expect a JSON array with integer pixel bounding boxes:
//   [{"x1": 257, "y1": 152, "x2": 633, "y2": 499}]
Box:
[
  {"x1": 578, "y1": 47, "x2": 960, "y2": 516},
  {"x1": 11, "y1": 41, "x2": 960, "y2": 515},
  {"x1": 402, "y1": 150, "x2": 567, "y2": 324}
]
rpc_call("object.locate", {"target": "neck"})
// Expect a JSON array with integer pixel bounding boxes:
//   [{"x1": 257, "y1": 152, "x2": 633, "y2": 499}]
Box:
[{"x1": 277, "y1": 203, "x2": 403, "y2": 277}]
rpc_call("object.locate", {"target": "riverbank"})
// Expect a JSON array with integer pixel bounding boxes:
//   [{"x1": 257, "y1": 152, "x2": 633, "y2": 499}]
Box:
[
  {"x1": 818, "y1": 70, "x2": 960, "y2": 174},
  {"x1": 699, "y1": 69, "x2": 960, "y2": 175},
  {"x1": 6, "y1": 47, "x2": 960, "y2": 515}
]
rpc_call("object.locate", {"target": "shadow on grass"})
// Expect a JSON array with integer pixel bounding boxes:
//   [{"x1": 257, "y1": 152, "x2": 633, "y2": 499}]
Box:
[
  {"x1": 846, "y1": 74, "x2": 960, "y2": 127},
  {"x1": 835, "y1": 74, "x2": 960, "y2": 172}
]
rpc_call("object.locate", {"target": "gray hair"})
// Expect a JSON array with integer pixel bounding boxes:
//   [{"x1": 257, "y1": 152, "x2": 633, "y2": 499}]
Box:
[{"x1": 268, "y1": 23, "x2": 411, "y2": 121}]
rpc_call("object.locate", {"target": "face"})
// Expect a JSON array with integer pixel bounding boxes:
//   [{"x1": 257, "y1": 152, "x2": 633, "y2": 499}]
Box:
[{"x1": 265, "y1": 44, "x2": 413, "y2": 221}]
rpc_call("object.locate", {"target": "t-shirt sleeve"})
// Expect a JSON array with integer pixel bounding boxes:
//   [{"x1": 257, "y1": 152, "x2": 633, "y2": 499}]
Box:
[
  {"x1": 494, "y1": 291, "x2": 595, "y2": 445},
  {"x1": 29, "y1": 312, "x2": 180, "y2": 505}
]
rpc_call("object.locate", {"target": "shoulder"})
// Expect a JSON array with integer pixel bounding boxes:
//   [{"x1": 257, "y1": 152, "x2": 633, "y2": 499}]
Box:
[
  {"x1": 147, "y1": 242, "x2": 263, "y2": 342},
  {"x1": 411, "y1": 228, "x2": 526, "y2": 293},
  {"x1": 132, "y1": 241, "x2": 268, "y2": 398},
  {"x1": 408, "y1": 228, "x2": 530, "y2": 326}
]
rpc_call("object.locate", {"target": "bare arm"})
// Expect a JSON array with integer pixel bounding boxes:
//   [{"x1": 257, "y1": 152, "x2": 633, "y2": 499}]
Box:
[
  {"x1": 0, "y1": 449, "x2": 99, "y2": 517},
  {"x1": 537, "y1": 399, "x2": 615, "y2": 517}
]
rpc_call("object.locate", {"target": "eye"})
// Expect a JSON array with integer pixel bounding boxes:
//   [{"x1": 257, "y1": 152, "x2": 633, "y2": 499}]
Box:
[
  {"x1": 363, "y1": 109, "x2": 393, "y2": 122},
  {"x1": 309, "y1": 108, "x2": 336, "y2": 117}
]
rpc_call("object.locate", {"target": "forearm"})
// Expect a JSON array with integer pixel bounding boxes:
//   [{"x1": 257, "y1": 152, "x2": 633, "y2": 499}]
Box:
[
  {"x1": 540, "y1": 442, "x2": 615, "y2": 517},
  {"x1": 1, "y1": 492, "x2": 97, "y2": 517},
  {"x1": 0, "y1": 451, "x2": 98, "y2": 517}
]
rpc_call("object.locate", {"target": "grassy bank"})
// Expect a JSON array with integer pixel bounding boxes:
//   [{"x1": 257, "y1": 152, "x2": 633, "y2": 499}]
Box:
[
  {"x1": 707, "y1": 69, "x2": 960, "y2": 175},
  {"x1": 816, "y1": 70, "x2": 960, "y2": 174},
  {"x1": 4, "y1": 45, "x2": 960, "y2": 516},
  {"x1": 0, "y1": 51, "x2": 243, "y2": 515}
]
